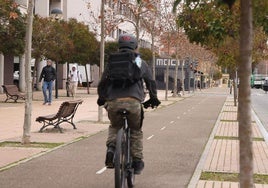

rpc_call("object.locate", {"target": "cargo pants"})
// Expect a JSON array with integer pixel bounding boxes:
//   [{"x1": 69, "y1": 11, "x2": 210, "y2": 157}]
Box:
[{"x1": 106, "y1": 98, "x2": 144, "y2": 160}]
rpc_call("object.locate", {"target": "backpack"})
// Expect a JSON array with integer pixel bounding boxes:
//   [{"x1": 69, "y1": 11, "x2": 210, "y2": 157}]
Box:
[{"x1": 107, "y1": 51, "x2": 141, "y2": 88}]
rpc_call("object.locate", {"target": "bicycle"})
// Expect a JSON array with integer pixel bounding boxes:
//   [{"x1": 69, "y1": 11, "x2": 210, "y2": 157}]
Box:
[
  {"x1": 113, "y1": 99, "x2": 160, "y2": 188},
  {"x1": 114, "y1": 109, "x2": 135, "y2": 188}
]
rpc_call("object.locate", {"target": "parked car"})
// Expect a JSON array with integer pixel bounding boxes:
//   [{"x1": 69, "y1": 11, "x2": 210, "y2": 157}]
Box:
[
  {"x1": 13, "y1": 71, "x2": 35, "y2": 87},
  {"x1": 13, "y1": 71, "x2": 20, "y2": 85}
]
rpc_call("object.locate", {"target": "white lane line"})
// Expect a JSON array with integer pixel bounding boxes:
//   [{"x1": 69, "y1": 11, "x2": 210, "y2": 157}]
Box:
[
  {"x1": 170, "y1": 121, "x2": 175, "y2": 124},
  {"x1": 96, "y1": 167, "x2": 107, "y2": 174},
  {"x1": 161, "y1": 126, "x2": 166, "y2": 130},
  {"x1": 147, "y1": 135, "x2": 154, "y2": 140}
]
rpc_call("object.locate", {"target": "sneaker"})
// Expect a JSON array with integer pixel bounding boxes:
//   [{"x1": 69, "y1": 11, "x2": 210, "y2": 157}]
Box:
[
  {"x1": 105, "y1": 146, "x2": 115, "y2": 168},
  {"x1": 132, "y1": 159, "x2": 144, "y2": 175},
  {"x1": 48, "y1": 103, "x2": 51, "y2": 105},
  {"x1": 43, "y1": 102, "x2": 47, "y2": 105}
]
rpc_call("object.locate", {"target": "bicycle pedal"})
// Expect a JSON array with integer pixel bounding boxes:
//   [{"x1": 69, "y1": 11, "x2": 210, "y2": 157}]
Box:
[{"x1": 106, "y1": 163, "x2": 114, "y2": 169}]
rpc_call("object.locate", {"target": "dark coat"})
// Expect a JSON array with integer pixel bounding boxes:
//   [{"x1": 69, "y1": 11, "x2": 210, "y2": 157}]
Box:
[{"x1": 39, "y1": 65, "x2": 56, "y2": 82}]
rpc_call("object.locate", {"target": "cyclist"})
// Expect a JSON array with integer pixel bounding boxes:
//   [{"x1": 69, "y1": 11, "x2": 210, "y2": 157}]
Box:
[{"x1": 97, "y1": 33, "x2": 160, "y2": 175}]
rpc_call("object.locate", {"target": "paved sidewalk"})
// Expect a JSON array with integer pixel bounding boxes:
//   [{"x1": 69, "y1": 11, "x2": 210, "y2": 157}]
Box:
[
  {"x1": 190, "y1": 96, "x2": 268, "y2": 188},
  {"x1": 0, "y1": 87, "x2": 184, "y2": 170}
]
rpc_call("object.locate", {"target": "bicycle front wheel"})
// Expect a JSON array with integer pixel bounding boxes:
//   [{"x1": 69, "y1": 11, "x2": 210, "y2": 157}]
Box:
[{"x1": 115, "y1": 128, "x2": 126, "y2": 188}]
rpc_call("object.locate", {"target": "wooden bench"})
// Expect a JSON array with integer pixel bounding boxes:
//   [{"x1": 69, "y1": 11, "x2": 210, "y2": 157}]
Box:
[
  {"x1": 36, "y1": 100, "x2": 83, "y2": 133},
  {"x1": 2, "y1": 85, "x2": 25, "y2": 102}
]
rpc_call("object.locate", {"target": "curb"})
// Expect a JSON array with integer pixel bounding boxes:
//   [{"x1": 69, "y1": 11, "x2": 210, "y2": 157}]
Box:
[{"x1": 252, "y1": 109, "x2": 268, "y2": 144}]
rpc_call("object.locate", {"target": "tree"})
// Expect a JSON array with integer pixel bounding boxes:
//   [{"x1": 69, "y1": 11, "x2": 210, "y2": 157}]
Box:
[
  {"x1": 67, "y1": 18, "x2": 99, "y2": 65},
  {"x1": 139, "y1": 47, "x2": 153, "y2": 66},
  {"x1": 112, "y1": 0, "x2": 157, "y2": 42},
  {"x1": 44, "y1": 20, "x2": 74, "y2": 64},
  {"x1": 0, "y1": 0, "x2": 26, "y2": 55},
  {"x1": 0, "y1": 0, "x2": 26, "y2": 89},
  {"x1": 176, "y1": 1, "x2": 267, "y2": 70},
  {"x1": 176, "y1": 0, "x2": 267, "y2": 104},
  {"x1": 99, "y1": 0, "x2": 105, "y2": 122},
  {"x1": 238, "y1": 1, "x2": 253, "y2": 187},
  {"x1": 22, "y1": 0, "x2": 34, "y2": 144},
  {"x1": 32, "y1": 16, "x2": 54, "y2": 90},
  {"x1": 139, "y1": 0, "x2": 162, "y2": 79}
]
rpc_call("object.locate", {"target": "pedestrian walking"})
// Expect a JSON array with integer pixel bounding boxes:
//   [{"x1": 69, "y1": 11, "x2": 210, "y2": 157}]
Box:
[
  {"x1": 39, "y1": 59, "x2": 56, "y2": 105},
  {"x1": 97, "y1": 33, "x2": 160, "y2": 175},
  {"x1": 68, "y1": 65, "x2": 82, "y2": 98}
]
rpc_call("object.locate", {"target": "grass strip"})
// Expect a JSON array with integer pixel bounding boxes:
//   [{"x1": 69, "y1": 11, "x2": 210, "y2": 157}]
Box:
[
  {"x1": 200, "y1": 172, "x2": 238, "y2": 182},
  {"x1": 214, "y1": 136, "x2": 265, "y2": 141},
  {"x1": 200, "y1": 172, "x2": 268, "y2": 184},
  {"x1": 0, "y1": 141, "x2": 63, "y2": 148},
  {"x1": 220, "y1": 119, "x2": 238, "y2": 122},
  {"x1": 220, "y1": 119, "x2": 256, "y2": 123}
]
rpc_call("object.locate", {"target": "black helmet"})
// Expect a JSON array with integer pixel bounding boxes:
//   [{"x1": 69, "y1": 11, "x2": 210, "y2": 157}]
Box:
[{"x1": 118, "y1": 34, "x2": 138, "y2": 50}]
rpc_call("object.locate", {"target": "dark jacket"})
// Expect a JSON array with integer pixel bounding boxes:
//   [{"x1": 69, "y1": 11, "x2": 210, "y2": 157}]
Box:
[
  {"x1": 39, "y1": 65, "x2": 56, "y2": 82},
  {"x1": 97, "y1": 53, "x2": 157, "y2": 102}
]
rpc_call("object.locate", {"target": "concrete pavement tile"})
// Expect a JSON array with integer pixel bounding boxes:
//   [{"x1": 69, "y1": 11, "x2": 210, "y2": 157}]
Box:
[
  {"x1": 220, "y1": 112, "x2": 238, "y2": 121},
  {"x1": 222, "y1": 105, "x2": 237, "y2": 112},
  {"x1": 215, "y1": 121, "x2": 263, "y2": 138},
  {"x1": 196, "y1": 180, "x2": 237, "y2": 188},
  {"x1": 203, "y1": 140, "x2": 268, "y2": 174},
  {"x1": 0, "y1": 147, "x2": 48, "y2": 168},
  {"x1": 6, "y1": 122, "x2": 109, "y2": 143},
  {"x1": 196, "y1": 180, "x2": 268, "y2": 188}
]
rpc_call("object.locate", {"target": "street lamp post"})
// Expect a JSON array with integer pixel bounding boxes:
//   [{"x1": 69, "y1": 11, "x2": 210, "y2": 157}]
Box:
[{"x1": 50, "y1": 8, "x2": 63, "y2": 99}]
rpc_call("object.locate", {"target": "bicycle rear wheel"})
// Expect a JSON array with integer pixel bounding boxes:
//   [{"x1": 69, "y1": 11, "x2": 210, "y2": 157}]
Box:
[
  {"x1": 127, "y1": 168, "x2": 135, "y2": 188},
  {"x1": 115, "y1": 128, "x2": 126, "y2": 188}
]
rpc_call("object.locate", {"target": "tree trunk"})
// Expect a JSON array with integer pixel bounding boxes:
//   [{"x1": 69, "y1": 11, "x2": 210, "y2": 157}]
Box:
[
  {"x1": 238, "y1": 0, "x2": 253, "y2": 187},
  {"x1": 173, "y1": 55, "x2": 179, "y2": 97},
  {"x1": 36, "y1": 59, "x2": 43, "y2": 91},
  {"x1": 98, "y1": 0, "x2": 105, "y2": 122},
  {"x1": 0, "y1": 54, "x2": 3, "y2": 93},
  {"x1": 181, "y1": 60, "x2": 185, "y2": 95},
  {"x1": 33, "y1": 56, "x2": 41, "y2": 92},
  {"x1": 22, "y1": 0, "x2": 34, "y2": 145},
  {"x1": 19, "y1": 55, "x2": 26, "y2": 92},
  {"x1": 234, "y1": 69, "x2": 238, "y2": 106},
  {"x1": 151, "y1": 32, "x2": 156, "y2": 80},
  {"x1": 84, "y1": 65, "x2": 90, "y2": 94},
  {"x1": 165, "y1": 60, "x2": 169, "y2": 101}
]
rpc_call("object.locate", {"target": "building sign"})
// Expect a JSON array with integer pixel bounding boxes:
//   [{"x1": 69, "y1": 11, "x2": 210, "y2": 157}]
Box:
[{"x1": 156, "y1": 58, "x2": 179, "y2": 67}]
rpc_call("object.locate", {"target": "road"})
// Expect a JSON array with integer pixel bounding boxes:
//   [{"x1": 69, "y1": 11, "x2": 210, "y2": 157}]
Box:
[
  {"x1": 0, "y1": 91, "x2": 227, "y2": 188},
  {"x1": 251, "y1": 88, "x2": 268, "y2": 131}
]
